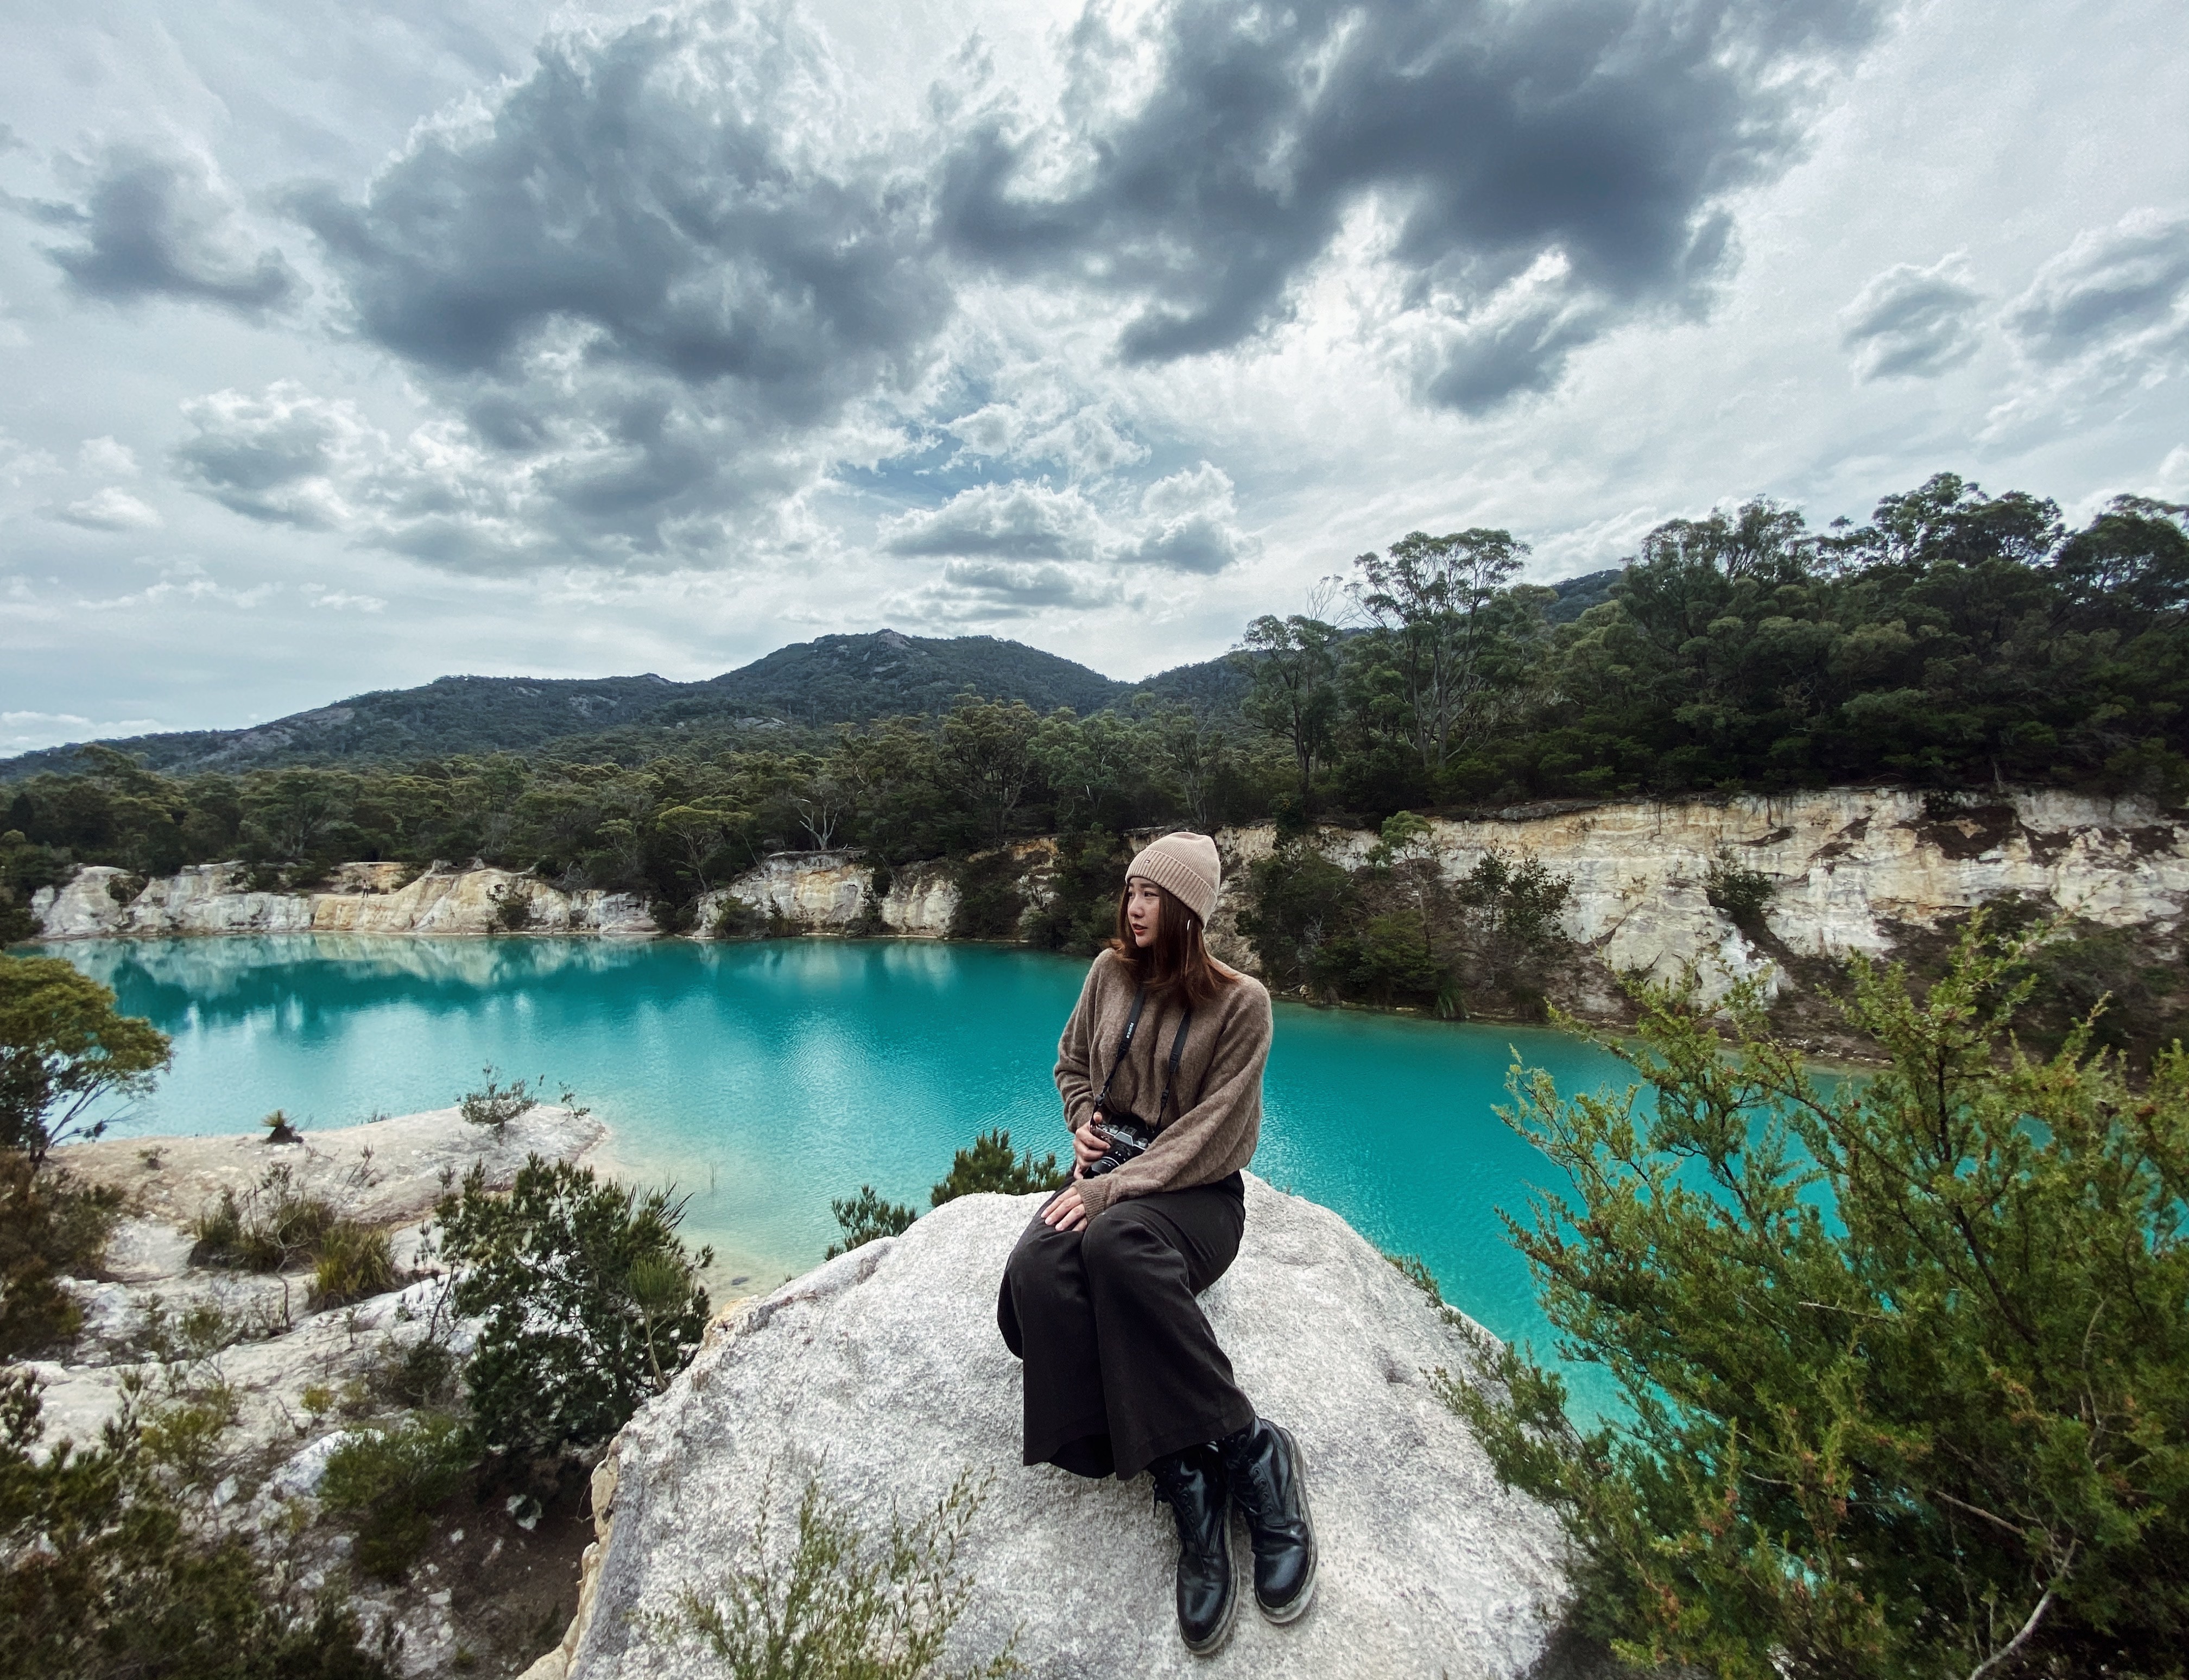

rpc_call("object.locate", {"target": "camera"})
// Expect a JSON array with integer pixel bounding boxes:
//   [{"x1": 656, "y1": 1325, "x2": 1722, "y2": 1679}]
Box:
[{"x1": 1083, "y1": 1107, "x2": 1154, "y2": 1177}]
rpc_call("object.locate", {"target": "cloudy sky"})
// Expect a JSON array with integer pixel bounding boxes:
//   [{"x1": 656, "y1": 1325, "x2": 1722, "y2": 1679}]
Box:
[{"x1": 3, "y1": 0, "x2": 2185, "y2": 752}]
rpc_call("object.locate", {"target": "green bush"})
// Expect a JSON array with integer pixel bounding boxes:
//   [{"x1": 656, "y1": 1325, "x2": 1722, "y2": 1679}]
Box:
[
  {"x1": 929, "y1": 1130, "x2": 1066, "y2": 1206},
  {"x1": 1023, "y1": 830, "x2": 1128, "y2": 955},
  {"x1": 1445, "y1": 918, "x2": 2189, "y2": 1678},
  {"x1": 656, "y1": 1468, "x2": 1018, "y2": 1680},
  {"x1": 310, "y1": 1222, "x2": 398, "y2": 1309},
  {"x1": 948, "y1": 852, "x2": 1024, "y2": 940},
  {"x1": 438, "y1": 1156, "x2": 712, "y2": 1458},
  {"x1": 1703, "y1": 848, "x2": 1776, "y2": 929},
  {"x1": 1238, "y1": 838, "x2": 1356, "y2": 992},
  {"x1": 319, "y1": 1413, "x2": 475, "y2": 1582},
  {"x1": 0, "y1": 1155, "x2": 123, "y2": 1359},
  {"x1": 825, "y1": 1186, "x2": 918, "y2": 1258},
  {"x1": 711, "y1": 895, "x2": 768, "y2": 938},
  {"x1": 188, "y1": 1165, "x2": 337, "y2": 1272},
  {"x1": 0, "y1": 1369, "x2": 390, "y2": 1680},
  {"x1": 455, "y1": 1065, "x2": 537, "y2": 1134}
]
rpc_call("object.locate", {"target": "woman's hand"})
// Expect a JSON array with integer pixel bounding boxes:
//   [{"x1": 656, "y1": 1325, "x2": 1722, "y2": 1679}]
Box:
[
  {"x1": 1070, "y1": 1123, "x2": 1110, "y2": 1179},
  {"x1": 1041, "y1": 1182, "x2": 1091, "y2": 1232}
]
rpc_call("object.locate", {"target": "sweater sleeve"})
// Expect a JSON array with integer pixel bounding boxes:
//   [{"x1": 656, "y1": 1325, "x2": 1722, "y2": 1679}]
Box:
[
  {"x1": 1074, "y1": 980, "x2": 1271, "y2": 1220},
  {"x1": 1053, "y1": 954, "x2": 1109, "y2": 1136}
]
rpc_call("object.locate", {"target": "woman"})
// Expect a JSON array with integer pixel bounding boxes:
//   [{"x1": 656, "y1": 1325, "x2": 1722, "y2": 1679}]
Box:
[{"x1": 997, "y1": 831, "x2": 1315, "y2": 1657}]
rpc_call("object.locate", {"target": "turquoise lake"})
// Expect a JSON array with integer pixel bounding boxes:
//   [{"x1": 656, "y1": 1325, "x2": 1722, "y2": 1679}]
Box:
[{"x1": 49, "y1": 935, "x2": 1640, "y2": 1408}]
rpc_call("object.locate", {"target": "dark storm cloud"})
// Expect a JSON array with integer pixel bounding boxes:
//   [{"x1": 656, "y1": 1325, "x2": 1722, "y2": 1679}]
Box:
[
  {"x1": 2003, "y1": 209, "x2": 2189, "y2": 363},
  {"x1": 289, "y1": 3, "x2": 948, "y2": 424},
  {"x1": 1838, "y1": 255, "x2": 1985, "y2": 381},
  {"x1": 938, "y1": 0, "x2": 1884, "y2": 410},
  {"x1": 35, "y1": 145, "x2": 300, "y2": 314}
]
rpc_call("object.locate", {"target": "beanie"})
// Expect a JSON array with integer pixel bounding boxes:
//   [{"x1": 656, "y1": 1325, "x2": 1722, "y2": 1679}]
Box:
[{"x1": 1125, "y1": 831, "x2": 1222, "y2": 924}]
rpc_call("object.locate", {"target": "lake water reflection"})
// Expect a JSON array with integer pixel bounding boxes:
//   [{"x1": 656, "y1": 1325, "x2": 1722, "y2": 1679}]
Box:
[{"x1": 53, "y1": 935, "x2": 1638, "y2": 1406}]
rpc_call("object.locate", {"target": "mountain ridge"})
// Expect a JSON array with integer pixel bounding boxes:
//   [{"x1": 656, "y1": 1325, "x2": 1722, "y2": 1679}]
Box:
[
  {"x1": 2, "y1": 569, "x2": 1617, "y2": 781},
  {"x1": 1, "y1": 630, "x2": 1205, "y2": 780}
]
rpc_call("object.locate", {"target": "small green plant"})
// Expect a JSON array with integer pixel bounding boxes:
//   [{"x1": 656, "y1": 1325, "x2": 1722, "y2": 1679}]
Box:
[
  {"x1": 1703, "y1": 847, "x2": 1776, "y2": 930},
  {"x1": 929, "y1": 1130, "x2": 1066, "y2": 1206},
  {"x1": 189, "y1": 1165, "x2": 337, "y2": 1272},
  {"x1": 711, "y1": 895, "x2": 767, "y2": 938},
  {"x1": 825, "y1": 1186, "x2": 918, "y2": 1258},
  {"x1": 0, "y1": 1155, "x2": 123, "y2": 1359},
  {"x1": 311, "y1": 1221, "x2": 398, "y2": 1309},
  {"x1": 0, "y1": 1369, "x2": 392, "y2": 1679},
  {"x1": 319, "y1": 1413, "x2": 475, "y2": 1582},
  {"x1": 490, "y1": 883, "x2": 535, "y2": 933},
  {"x1": 261, "y1": 1109, "x2": 302, "y2": 1145},
  {"x1": 457, "y1": 1065, "x2": 539, "y2": 1135},
  {"x1": 655, "y1": 1467, "x2": 1019, "y2": 1680},
  {"x1": 438, "y1": 1156, "x2": 712, "y2": 1457}
]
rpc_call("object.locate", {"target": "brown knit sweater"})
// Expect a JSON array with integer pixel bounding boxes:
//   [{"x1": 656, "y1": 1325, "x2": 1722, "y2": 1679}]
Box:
[{"x1": 1053, "y1": 948, "x2": 1273, "y2": 1219}]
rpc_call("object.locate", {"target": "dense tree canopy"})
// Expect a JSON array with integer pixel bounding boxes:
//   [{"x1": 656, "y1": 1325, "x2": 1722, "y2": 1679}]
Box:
[{"x1": 2, "y1": 474, "x2": 2182, "y2": 935}]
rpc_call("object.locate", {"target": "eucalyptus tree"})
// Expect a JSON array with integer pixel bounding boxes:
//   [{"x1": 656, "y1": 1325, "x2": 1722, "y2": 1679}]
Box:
[
  {"x1": 1238, "y1": 611, "x2": 1342, "y2": 810},
  {"x1": 1350, "y1": 528, "x2": 1540, "y2": 778}
]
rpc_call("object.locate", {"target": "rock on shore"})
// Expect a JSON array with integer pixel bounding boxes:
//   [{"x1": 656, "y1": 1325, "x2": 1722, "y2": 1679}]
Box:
[{"x1": 540, "y1": 1175, "x2": 1586, "y2": 1680}]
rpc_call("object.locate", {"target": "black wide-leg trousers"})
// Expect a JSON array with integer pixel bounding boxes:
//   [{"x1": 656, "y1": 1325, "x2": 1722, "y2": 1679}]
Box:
[{"x1": 996, "y1": 1173, "x2": 1255, "y2": 1481}]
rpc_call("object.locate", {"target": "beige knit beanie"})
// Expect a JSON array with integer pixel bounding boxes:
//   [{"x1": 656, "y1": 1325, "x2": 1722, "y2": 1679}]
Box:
[{"x1": 1125, "y1": 831, "x2": 1222, "y2": 924}]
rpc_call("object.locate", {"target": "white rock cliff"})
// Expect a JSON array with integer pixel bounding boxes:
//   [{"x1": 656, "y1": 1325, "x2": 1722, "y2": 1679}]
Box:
[{"x1": 30, "y1": 788, "x2": 2187, "y2": 1015}]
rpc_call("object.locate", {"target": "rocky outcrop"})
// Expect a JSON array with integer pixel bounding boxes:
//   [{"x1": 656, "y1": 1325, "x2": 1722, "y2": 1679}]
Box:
[
  {"x1": 537, "y1": 1176, "x2": 1579, "y2": 1680},
  {"x1": 35, "y1": 1106, "x2": 608, "y2": 1679},
  {"x1": 695, "y1": 852, "x2": 963, "y2": 936},
  {"x1": 29, "y1": 790, "x2": 2188, "y2": 1018},
  {"x1": 37, "y1": 1104, "x2": 606, "y2": 1449},
  {"x1": 31, "y1": 861, "x2": 654, "y2": 940}
]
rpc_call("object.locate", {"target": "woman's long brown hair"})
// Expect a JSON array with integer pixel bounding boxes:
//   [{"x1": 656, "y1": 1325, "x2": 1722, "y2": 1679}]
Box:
[{"x1": 1109, "y1": 881, "x2": 1236, "y2": 1008}]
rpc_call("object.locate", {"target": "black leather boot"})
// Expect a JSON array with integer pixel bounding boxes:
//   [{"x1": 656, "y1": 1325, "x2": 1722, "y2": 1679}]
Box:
[
  {"x1": 1219, "y1": 1418, "x2": 1316, "y2": 1623},
  {"x1": 1148, "y1": 1444, "x2": 1238, "y2": 1656}
]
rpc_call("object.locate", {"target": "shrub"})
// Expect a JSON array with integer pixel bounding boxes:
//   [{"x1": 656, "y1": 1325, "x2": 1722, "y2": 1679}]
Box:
[
  {"x1": 1444, "y1": 917, "x2": 2189, "y2": 1679},
  {"x1": 456, "y1": 1065, "x2": 537, "y2": 1135},
  {"x1": 1022, "y1": 831, "x2": 1128, "y2": 955},
  {"x1": 826, "y1": 1186, "x2": 918, "y2": 1258},
  {"x1": 319, "y1": 1413, "x2": 475, "y2": 1582},
  {"x1": 929, "y1": 1130, "x2": 1066, "y2": 1207},
  {"x1": 655, "y1": 1468, "x2": 1018, "y2": 1680},
  {"x1": 310, "y1": 1222, "x2": 398, "y2": 1309},
  {"x1": 948, "y1": 852, "x2": 1024, "y2": 940},
  {"x1": 0, "y1": 1369, "x2": 390, "y2": 1680},
  {"x1": 261, "y1": 1109, "x2": 301, "y2": 1145},
  {"x1": 0, "y1": 1155, "x2": 123, "y2": 1359},
  {"x1": 710, "y1": 895, "x2": 767, "y2": 938},
  {"x1": 1703, "y1": 847, "x2": 1776, "y2": 930},
  {"x1": 188, "y1": 1165, "x2": 337, "y2": 1272},
  {"x1": 490, "y1": 883, "x2": 534, "y2": 933},
  {"x1": 1238, "y1": 839, "x2": 1355, "y2": 991},
  {"x1": 438, "y1": 1157, "x2": 712, "y2": 1458}
]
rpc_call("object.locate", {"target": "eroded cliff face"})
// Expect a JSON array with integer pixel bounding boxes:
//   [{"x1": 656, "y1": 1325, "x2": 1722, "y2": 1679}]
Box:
[
  {"x1": 1212, "y1": 788, "x2": 2189, "y2": 1006},
  {"x1": 31, "y1": 861, "x2": 654, "y2": 939},
  {"x1": 28, "y1": 791, "x2": 2187, "y2": 1024}
]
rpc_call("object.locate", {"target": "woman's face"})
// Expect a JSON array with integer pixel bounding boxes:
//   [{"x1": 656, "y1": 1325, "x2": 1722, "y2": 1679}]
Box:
[{"x1": 1124, "y1": 877, "x2": 1163, "y2": 948}]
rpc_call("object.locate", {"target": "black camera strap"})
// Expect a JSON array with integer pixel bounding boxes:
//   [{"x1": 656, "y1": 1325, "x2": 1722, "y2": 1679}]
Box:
[{"x1": 1090, "y1": 984, "x2": 1193, "y2": 1128}]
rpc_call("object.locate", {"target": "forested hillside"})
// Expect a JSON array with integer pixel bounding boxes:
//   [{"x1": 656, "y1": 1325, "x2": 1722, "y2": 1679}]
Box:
[
  {"x1": 4, "y1": 472, "x2": 2184, "y2": 948},
  {"x1": 0, "y1": 633, "x2": 1150, "y2": 781}
]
